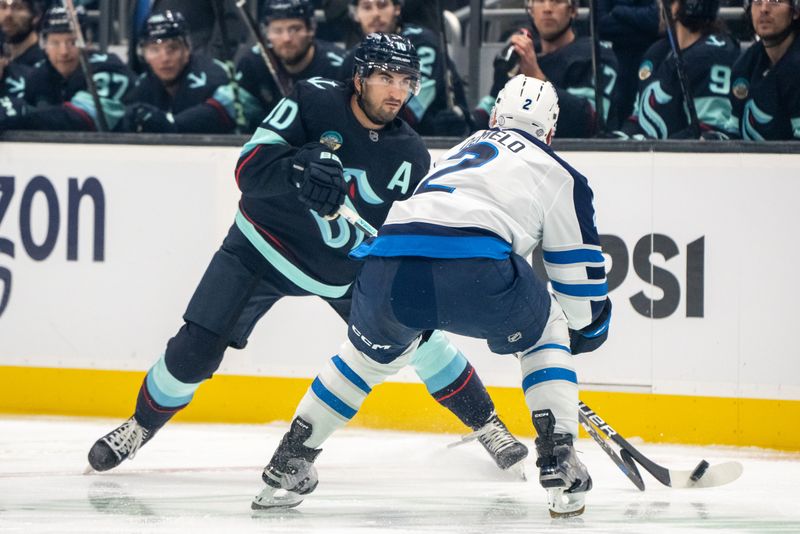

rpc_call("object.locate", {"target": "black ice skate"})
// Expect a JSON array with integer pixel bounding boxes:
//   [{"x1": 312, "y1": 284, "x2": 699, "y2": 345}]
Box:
[
  {"x1": 532, "y1": 409, "x2": 592, "y2": 518},
  {"x1": 450, "y1": 412, "x2": 529, "y2": 475},
  {"x1": 252, "y1": 417, "x2": 322, "y2": 510},
  {"x1": 87, "y1": 416, "x2": 156, "y2": 472}
]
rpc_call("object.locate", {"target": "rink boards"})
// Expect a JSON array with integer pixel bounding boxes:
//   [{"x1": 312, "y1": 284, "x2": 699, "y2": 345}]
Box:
[{"x1": 0, "y1": 139, "x2": 798, "y2": 450}]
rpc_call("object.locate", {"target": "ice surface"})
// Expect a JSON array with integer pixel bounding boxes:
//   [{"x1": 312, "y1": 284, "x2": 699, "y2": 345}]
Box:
[{"x1": 1, "y1": 416, "x2": 798, "y2": 533}]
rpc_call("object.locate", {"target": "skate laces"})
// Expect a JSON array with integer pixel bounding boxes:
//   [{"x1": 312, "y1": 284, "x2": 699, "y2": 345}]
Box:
[
  {"x1": 450, "y1": 415, "x2": 517, "y2": 453},
  {"x1": 104, "y1": 418, "x2": 149, "y2": 460}
]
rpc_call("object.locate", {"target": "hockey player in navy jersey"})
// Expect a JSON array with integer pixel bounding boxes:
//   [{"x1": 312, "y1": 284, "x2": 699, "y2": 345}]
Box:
[
  {"x1": 122, "y1": 10, "x2": 238, "y2": 134},
  {"x1": 235, "y1": 0, "x2": 345, "y2": 131},
  {"x1": 619, "y1": 0, "x2": 739, "y2": 139},
  {"x1": 473, "y1": 0, "x2": 620, "y2": 137},
  {"x1": 0, "y1": 6, "x2": 134, "y2": 131},
  {"x1": 728, "y1": 0, "x2": 800, "y2": 140},
  {"x1": 478, "y1": 0, "x2": 620, "y2": 135},
  {"x1": 87, "y1": 33, "x2": 526, "y2": 478},
  {"x1": 256, "y1": 74, "x2": 610, "y2": 518},
  {"x1": 339, "y1": 0, "x2": 472, "y2": 136}
]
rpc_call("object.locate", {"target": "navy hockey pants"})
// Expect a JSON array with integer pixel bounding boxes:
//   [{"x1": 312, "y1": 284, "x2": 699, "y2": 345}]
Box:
[{"x1": 347, "y1": 253, "x2": 552, "y2": 364}]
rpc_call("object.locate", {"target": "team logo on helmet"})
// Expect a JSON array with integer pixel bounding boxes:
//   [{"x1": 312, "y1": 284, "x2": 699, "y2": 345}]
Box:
[
  {"x1": 320, "y1": 130, "x2": 343, "y2": 151},
  {"x1": 638, "y1": 60, "x2": 653, "y2": 81},
  {"x1": 732, "y1": 78, "x2": 749, "y2": 100}
]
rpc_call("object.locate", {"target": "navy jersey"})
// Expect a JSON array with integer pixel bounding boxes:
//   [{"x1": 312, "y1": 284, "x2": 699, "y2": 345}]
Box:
[
  {"x1": 1, "y1": 60, "x2": 30, "y2": 98},
  {"x1": 12, "y1": 44, "x2": 45, "y2": 68},
  {"x1": 234, "y1": 79, "x2": 430, "y2": 295},
  {"x1": 340, "y1": 24, "x2": 463, "y2": 135},
  {"x1": 476, "y1": 36, "x2": 620, "y2": 138},
  {"x1": 236, "y1": 39, "x2": 345, "y2": 130},
  {"x1": 125, "y1": 53, "x2": 236, "y2": 133},
  {"x1": 623, "y1": 33, "x2": 740, "y2": 138},
  {"x1": 236, "y1": 39, "x2": 344, "y2": 131},
  {"x1": 17, "y1": 51, "x2": 134, "y2": 131},
  {"x1": 728, "y1": 37, "x2": 800, "y2": 141}
]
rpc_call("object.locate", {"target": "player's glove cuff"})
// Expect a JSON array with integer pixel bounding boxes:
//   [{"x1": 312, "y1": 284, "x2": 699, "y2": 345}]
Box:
[{"x1": 568, "y1": 298, "x2": 612, "y2": 355}]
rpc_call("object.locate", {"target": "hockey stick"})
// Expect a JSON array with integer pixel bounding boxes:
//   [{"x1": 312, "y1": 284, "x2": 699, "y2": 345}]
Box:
[
  {"x1": 211, "y1": 0, "x2": 248, "y2": 132},
  {"x1": 436, "y1": 1, "x2": 457, "y2": 115},
  {"x1": 578, "y1": 401, "x2": 743, "y2": 488},
  {"x1": 62, "y1": 0, "x2": 109, "y2": 132},
  {"x1": 234, "y1": 0, "x2": 290, "y2": 98},
  {"x1": 587, "y1": 0, "x2": 606, "y2": 135},
  {"x1": 660, "y1": 0, "x2": 701, "y2": 138},
  {"x1": 578, "y1": 408, "x2": 645, "y2": 490}
]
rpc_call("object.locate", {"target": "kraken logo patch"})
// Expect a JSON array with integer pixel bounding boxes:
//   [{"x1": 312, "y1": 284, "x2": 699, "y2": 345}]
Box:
[
  {"x1": 638, "y1": 60, "x2": 653, "y2": 81},
  {"x1": 732, "y1": 78, "x2": 749, "y2": 100},
  {"x1": 320, "y1": 130, "x2": 343, "y2": 151}
]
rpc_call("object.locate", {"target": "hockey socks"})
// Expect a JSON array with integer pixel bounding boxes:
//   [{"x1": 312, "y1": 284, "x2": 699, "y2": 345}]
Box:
[
  {"x1": 134, "y1": 354, "x2": 201, "y2": 430},
  {"x1": 517, "y1": 302, "x2": 579, "y2": 438},
  {"x1": 411, "y1": 331, "x2": 494, "y2": 430},
  {"x1": 295, "y1": 340, "x2": 414, "y2": 448}
]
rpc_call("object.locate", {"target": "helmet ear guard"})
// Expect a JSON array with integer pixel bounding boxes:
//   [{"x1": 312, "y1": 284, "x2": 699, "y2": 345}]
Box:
[{"x1": 492, "y1": 74, "x2": 560, "y2": 143}]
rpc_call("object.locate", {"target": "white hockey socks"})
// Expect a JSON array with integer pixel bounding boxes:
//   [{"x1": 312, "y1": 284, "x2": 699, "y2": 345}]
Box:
[
  {"x1": 517, "y1": 297, "x2": 579, "y2": 438},
  {"x1": 294, "y1": 339, "x2": 416, "y2": 448}
]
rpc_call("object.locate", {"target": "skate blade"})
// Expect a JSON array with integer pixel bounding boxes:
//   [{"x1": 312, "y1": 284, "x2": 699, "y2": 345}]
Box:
[
  {"x1": 251, "y1": 485, "x2": 305, "y2": 510},
  {"x1": 508, "y1": 461, "x2": 527, "y2": 481},
  {"x1": 546, "y1": 488, "x2": 586, "y2": 519}
]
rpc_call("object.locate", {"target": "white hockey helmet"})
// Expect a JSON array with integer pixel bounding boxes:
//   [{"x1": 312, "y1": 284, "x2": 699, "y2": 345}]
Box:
[{"x1": 491, "y1": 74, "x2": 559, "y2": 144}]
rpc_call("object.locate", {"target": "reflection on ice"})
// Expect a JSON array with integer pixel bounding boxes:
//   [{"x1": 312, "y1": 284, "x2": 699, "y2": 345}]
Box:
[{"x1": 1, "y1": 416, "x2": 798, "y2": 533}]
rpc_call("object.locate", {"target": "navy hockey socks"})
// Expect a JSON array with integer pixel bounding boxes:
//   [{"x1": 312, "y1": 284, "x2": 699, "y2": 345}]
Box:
[{"x1": 432, "y1": 362, "x2": 495, "y2": 430}]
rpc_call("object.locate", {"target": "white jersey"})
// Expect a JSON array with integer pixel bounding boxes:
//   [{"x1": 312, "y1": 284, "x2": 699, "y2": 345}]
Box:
[{"x1": 354, "y1": 128, "x2": 607, "y2": 330}]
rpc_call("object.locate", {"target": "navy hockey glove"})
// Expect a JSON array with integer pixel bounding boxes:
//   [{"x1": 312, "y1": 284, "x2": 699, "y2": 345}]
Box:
[
  {"x1": 292, "y1": 142, "x2": 346, "y2": 218},
  {"x1": 125, "y1": 103, "x2": 176, "y2": 133},
  {"x1": 569, "y1": 298, "x2": 612, "y2": 355}
]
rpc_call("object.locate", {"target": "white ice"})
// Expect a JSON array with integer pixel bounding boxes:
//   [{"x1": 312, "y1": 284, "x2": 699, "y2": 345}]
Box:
[{"x1": 1, "y1": 416, "x2": 798, "y2": 533}]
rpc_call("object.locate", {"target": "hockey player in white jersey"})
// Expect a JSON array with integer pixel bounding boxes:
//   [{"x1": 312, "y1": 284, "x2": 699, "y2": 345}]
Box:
[{"x1": 254, "y1": 74, "x2": 611, "y2": 518}]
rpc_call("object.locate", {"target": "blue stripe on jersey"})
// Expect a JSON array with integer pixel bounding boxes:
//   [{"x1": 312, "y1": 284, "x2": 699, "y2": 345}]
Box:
[
  {"x1": 350, "y1": 234, "x2": 512, "y2": 260},
  {"x1": 543, "y1": 249, "x2": 604, "y2": 265},
  {"x1": 522, "y1": 367, "x2": 578, "y2": 392},
  {"x1": 551, "y1": 280, "x2": 608, "y2": 298},
  {"x1": 331, "y1": 355, "x2": 371, "y2": 395},
  {"x1": 241, "y1": 127, "x2": 289, "y2": 157},
  {"x1": 311, "y1": 377, "x2": 357, "y2": 419},
  {"x1": 380, "y1": 222, "x2": 503, "y2": 239},
  {"x1": 521, "y1": 343, "x2": 571, "y2": 358},
  {"x1": 236, "y1": 210, "x2": 351, "y2": 298}
]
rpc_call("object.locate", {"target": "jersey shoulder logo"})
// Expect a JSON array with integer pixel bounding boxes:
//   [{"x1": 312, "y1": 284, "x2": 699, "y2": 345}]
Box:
[
  {"x1": 306, "y1": 76, "x2": 340, "y2": 90},
  {"x1": 187, "y1": 72, "x2": 207, "y2": 89},
  {"x1": 732, "y1": 77, "x2": 749, "y2": 100},
  {"x1": 705, "y1": 35, "x2": 726, "y2": 48},
  {"x1": 639, "y1": 60, "x2": 653, "y2": 81},
  {"x1": 320, "y1": 130, "x2": 343, "y2": 151}
]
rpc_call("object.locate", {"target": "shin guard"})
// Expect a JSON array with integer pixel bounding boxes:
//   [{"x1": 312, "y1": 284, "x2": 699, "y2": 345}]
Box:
[{"x1": 295, "y1": 339, "x2": 415, "y2": 448}]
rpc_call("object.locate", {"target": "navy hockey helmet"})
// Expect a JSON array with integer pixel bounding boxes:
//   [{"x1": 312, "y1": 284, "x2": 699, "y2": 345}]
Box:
[
  {"x1": 262, "y1": 0, "x2": 315, "y2": 24},
  {"x1": 40, "y1": 5, "x2": 86, "y2": 36},
  {"x1": 140, "y1": 10, "x2": 189, "y2": 45},
  {"x1": 353, "y1": 33, "x2": 420, "y2": 91},
  {"x1": 350, "y1": 0, "x2": 403, "y2": 6},
  {"x1": 675, "y1": 0, "x2": 720, "y2": 25}
]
